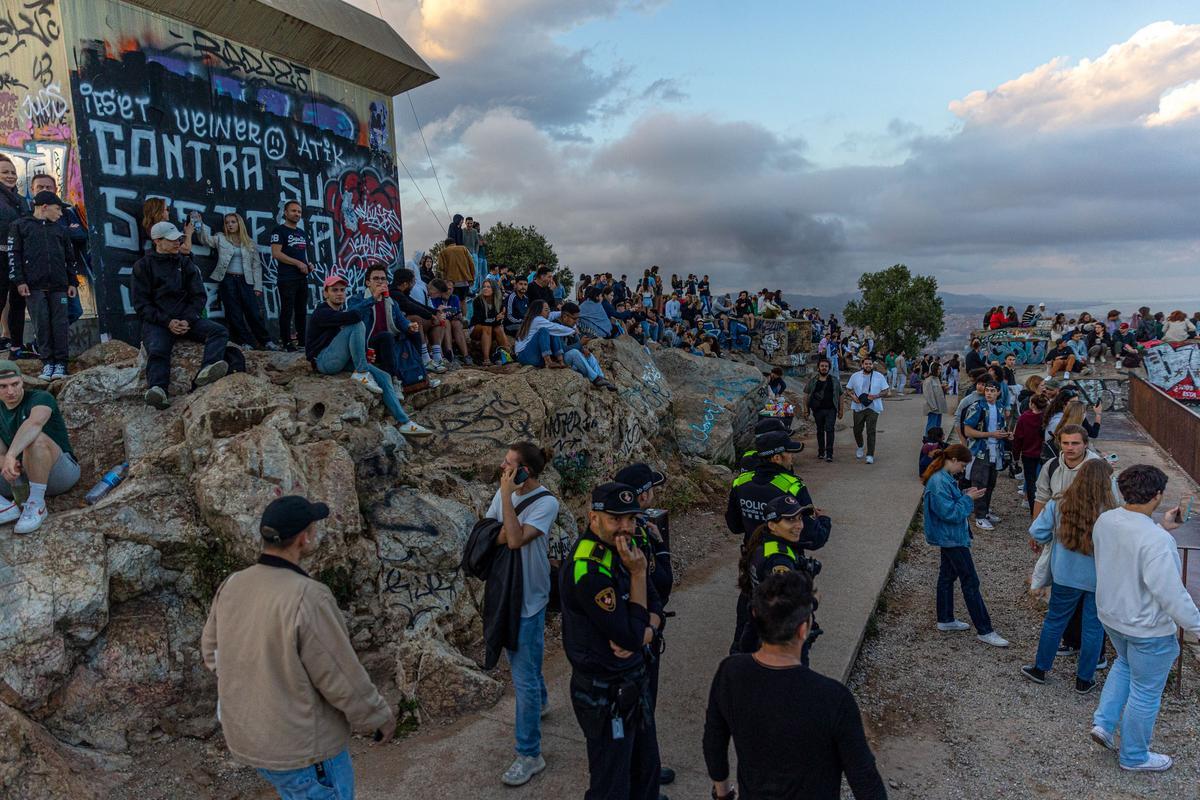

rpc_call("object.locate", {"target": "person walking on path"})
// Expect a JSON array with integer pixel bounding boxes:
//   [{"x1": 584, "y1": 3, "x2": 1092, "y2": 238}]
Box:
[
  {"x1": 201, "y1": 496, "x2": 396, "y2": 799},
  {"x1": 803, "y1": 356, "x2": 843, "y2": 462},
  {"x1": 1089, "y1": 465, "x2": 1200, "y2": 772},
  {"x1": 487, "y1": 443, "x2": 559, "y2": 787},
  {"x1": 922, "y1": 363, "x2": 948, "y2": 433},
  {"x1": 961, "y1": 381, "x2": 1011, "y2": 531},
  {"x1": 920, "y1": 443, "x2": 1009, "y2": 647},
  {"x1": 845, "y1": 356, "x2": 889, "y2": 464},
  {"x1": 703, "y1": 570, "x2": 888, "y2": 800},
  {"x1": 1021, "y1": 459, "x2": 1116, "y2": 694}
]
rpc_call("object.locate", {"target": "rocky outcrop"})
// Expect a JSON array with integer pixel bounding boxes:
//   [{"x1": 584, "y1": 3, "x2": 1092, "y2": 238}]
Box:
[{"x1": 1, "y1": 336, "x2": 766, "y2": 798}]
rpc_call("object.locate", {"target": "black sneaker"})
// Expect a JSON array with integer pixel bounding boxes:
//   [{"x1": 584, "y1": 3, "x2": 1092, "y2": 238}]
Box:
[
  {"x1": 825, "y1": 455, "x2": 833, "y2": 462},
  {"x1": 1057, "y1": 644, "x2": 1078, "y2": 656},
  {"x1": 1020, "y1": 665, "x2": 1046, "y2": 684},
  {"x1": 1075, "y1": 677, "x2": 1096, "y2": 695},
  {"x1": 659, "y1": 766, "x2": 676, "y2": 785}
]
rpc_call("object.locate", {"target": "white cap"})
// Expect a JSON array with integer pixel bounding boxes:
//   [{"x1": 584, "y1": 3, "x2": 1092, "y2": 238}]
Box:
[{"x1": 150, "y1": 221, "x2": 183, "y2": 241}]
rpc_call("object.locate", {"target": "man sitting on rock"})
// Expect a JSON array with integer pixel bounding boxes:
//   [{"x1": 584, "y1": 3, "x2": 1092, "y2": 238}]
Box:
[
  {"x1": 306, "y1": 273, "x2": 432, "y2": 437},
  {"x1": 0, "y1": 360, "x2": 79, "y2": 533},
  {"x1": 131, "y1": 221, "x2": 229, "y2": 409},
  {"x1": 553, "y1": 302, "x2": 617, "y2": 392},
  {"x1": 348, "y1": 265, "x2": 439, "y2": 394}
]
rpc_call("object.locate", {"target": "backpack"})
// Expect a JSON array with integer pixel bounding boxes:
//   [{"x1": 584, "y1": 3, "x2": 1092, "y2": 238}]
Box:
[{"x1": 461, "y1": 489, "x2": 555, "y2": 579}]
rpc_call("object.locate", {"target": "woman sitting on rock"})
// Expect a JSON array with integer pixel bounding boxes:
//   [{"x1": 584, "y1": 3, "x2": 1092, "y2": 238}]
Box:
[{"x1": 469, "y1": 279, "x2": 511, "y2": 365}]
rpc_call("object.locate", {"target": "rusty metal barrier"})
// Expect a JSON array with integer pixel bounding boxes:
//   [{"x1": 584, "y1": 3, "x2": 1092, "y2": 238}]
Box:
[{"x1": 1128, "y1": 375, "x2": 1200, "y2": 485}]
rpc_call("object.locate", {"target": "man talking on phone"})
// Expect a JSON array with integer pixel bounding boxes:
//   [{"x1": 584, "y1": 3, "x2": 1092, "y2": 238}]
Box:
[{"x1": 962, "y1": 381, "x2": 1010, "y2": 531}]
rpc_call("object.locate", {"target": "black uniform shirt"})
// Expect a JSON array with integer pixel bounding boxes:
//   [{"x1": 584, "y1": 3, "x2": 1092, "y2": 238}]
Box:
[
  {"x1": 633, "y1": 517, "x2": 672, "y2": 610},
  {"x1": 725, "y1": 462, "x2": 817, "y2": 545},
  {"x1": 560, "y1": 528, "x2": 650, "y2": 678}
]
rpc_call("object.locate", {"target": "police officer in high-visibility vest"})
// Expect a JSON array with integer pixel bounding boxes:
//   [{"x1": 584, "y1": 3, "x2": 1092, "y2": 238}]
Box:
[
  {"x1": 736, "y1": 495, "x2": 830, "y2": 662},
  {"x1": 735, "y1": 415, "x2": 789, "y2": 470},
  {"x1": 725, "y1": 430, "x2": 825, "y2": 652},
  {"x1": 560, "y1": 482, "x2": 663, "y2": 800},
  {"x1": 613, "y1": 462, "x2": 675, "y2": 789}
]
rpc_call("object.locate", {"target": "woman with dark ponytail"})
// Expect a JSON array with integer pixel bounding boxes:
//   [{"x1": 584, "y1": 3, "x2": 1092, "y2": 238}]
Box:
[{"x1": 922, "y1": 443, "x2": 1010, "y2": 647}]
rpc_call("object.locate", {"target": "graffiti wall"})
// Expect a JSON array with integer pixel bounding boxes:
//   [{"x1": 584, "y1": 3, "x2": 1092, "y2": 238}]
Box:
[
  {"x1": 0, "y1": 0, "x2": 85, "y2": 221},
  {"x1": 61, "y1": 0, "x2": 401, "y2": 341},
  {"x1": 973, "y1": 327, "x2": 1049, "y2": 365},
  {"x1": 752, "y1": 317, "x2": 812, "y2": 366},
  {"x1": 1143, "y1": 340, "x2": 1200, "y2": 403}
]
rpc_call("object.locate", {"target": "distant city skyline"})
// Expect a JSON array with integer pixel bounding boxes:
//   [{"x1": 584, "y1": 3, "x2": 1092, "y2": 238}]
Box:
[{"x1": 354, "y1": 1, "x2": 1200, "y2": 300}]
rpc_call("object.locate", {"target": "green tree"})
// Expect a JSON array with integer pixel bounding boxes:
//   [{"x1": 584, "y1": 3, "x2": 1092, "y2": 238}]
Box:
[
  {"x1": 483, "y1": 222, "x2": 559, "y2": 274},
  {"x1": 842, "y1": 264, "x2": 944, "y2": 356}
]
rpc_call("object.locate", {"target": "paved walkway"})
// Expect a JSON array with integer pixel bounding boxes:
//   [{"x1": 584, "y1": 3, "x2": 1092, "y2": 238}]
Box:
[{"x1": 353, "y1": 390, "x2": 928, "y2": 798}]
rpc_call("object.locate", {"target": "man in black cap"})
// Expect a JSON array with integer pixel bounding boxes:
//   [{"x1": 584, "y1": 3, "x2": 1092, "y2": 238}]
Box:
[
  {"x1": 201, "y1": 496, "x2": 395, "y2": 799},
  {"x1": 613, "y1": 462, "x2": 675, "y2": 789},
  {"x1": 726, "y1": 430, "x2": 824, "y2": 653},
  {"x1": 560, "y1": 482, "x2": 664, "y2": 800},
  {"x1": 8, "y1": 190, "x2": 80, "y2": 379},
  {"x1": 735, "y1": 415, "x2": 790, "y2": 471}
]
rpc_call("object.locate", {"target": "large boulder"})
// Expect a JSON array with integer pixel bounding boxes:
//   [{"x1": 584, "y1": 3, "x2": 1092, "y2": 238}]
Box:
[
  {"x1": 0, "y1": 700, "x2": 114, "y2": 800},
  {"x1": 655, "y1": 348, "x2": 766, "y2": 463},
  {"x1": 399, "y1": 635, "x2": 504, "y2": 718}
]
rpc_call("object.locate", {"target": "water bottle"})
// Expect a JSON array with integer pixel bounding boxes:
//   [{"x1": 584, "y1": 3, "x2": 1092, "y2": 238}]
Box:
[{"x1": 85, "y1": 462, "x2": 129, "y2": 505}]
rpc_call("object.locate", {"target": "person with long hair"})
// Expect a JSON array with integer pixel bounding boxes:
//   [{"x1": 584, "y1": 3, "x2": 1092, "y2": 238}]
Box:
[
  {"x1": 921, "y1": 443, "x2": 1009, "y2": 646},
  {"x1": 1161, "y1": 309, "x2": 1195, "y2": 342},
  {"x1": 1047, "y1": 397, "x2": 1100, "y2": 444},
  {"x1": 470, "y1": 278, "x2": 511, "y2": 365},
  {"x1": 141, "y1": 197, "x2": 193, "y2": 255},
  {"x1": 514, "y1": 300, "x2": 572, "y2": 369},
  {"x1": 0, "y1": 155, "x2": 29, "y2": 358},
  {"x1": 195, "y1": 212, "x2": 278, "y2": 350},
  {"x1": 1012, "y1": 394, "x2": 1050, "y2": 512},
  {"x1": 1022, "y1": 459, "x2": 1115, "y2": 693}
]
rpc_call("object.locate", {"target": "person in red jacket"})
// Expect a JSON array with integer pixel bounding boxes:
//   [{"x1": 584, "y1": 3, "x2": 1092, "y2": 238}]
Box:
[
  {"x1": 1012, "y1": 394, "x2": 1049, "y2": 513},
  {"x1": 989, "y1": 308, "x2": 1007, "y2": 330}
]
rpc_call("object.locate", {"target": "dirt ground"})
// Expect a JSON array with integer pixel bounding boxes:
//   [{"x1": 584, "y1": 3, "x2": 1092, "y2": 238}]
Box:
[{"x1": 848, "y1": 463, "x2": 1200, "y2": 799}]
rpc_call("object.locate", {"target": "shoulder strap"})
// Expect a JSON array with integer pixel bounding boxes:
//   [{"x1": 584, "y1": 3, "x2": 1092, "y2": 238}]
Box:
[
  {"x1": 514, "y1": 488, "x2": 554, "y2": 516},
  {"x1": 572, "y1": 539, "x2": 614, "y2": 583},
  {"x1": 1046, "y1": 456, "x2": 1060, "y2": 482},
  {"x1": 732, "y1": 470, "x2": 754, "y2": 488}
]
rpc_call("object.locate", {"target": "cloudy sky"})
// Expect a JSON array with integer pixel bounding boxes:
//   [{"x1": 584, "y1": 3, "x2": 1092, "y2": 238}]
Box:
[{"x1": 348, "y1": 0, "x2": 1200, "y2": 301}]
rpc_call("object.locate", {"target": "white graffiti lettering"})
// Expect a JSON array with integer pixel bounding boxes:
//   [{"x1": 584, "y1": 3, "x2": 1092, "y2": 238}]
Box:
[{"x1": 17, "y1": 81, "x2": 66, "y2": 127}]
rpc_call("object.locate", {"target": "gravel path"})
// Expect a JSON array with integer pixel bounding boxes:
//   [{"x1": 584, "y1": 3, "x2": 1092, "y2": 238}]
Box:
[{"x1": 847, "y1": 468, "x2": 1200, "y2": 799}]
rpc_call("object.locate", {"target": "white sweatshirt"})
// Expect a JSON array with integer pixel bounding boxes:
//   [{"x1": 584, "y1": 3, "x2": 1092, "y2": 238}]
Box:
[{"x1": 1093, "y1": 507, "x2": 1200, "y2": 639}]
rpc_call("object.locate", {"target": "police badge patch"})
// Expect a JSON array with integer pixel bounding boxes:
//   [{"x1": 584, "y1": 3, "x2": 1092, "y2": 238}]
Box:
[{"x1": 595, "y1": 587, "x2": 617, "y2": 612}]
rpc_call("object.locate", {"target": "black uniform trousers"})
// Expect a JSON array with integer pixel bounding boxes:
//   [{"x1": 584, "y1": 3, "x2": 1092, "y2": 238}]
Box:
[{"x1": 571, "y1": 673, "x2": 661, "y2": 800}]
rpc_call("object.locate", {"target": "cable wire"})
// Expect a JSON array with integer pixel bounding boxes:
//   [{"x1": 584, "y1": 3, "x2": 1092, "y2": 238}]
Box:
[
  {"x1": 397, "y1": 154, "x2": 444, "y2": 231},
  {"x1": 408, "y1": 93, "x2": 452, "y2": 221}
]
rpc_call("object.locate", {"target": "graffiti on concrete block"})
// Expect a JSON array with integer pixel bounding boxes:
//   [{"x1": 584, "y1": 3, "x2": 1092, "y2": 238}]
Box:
[
  {"x1": 1143, "y1": 340, "x2": 1200, "y2": 403},
  {"x1": 752, "y1": 317, "x2": 812, "y2": 366},
  {"x1": 1073, "y1": 378, "x2": 1128, "y2": 412},
  {"x1": 975, "y1": 328, "x2": 1049, "y2": 365}
]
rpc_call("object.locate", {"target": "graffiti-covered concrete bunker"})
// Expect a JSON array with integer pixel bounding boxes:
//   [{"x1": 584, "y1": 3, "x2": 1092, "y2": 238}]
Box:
[{"x1": 0, "y1": 0, "x2": 436, "y2": 345}]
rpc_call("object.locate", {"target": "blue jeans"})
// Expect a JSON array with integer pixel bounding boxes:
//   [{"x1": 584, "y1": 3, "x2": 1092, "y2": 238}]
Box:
[
  {"x1": 936, "y1": 546, "x2": 993, "y2": 634},
  {"x1": 888, "y1": 367, "x2": 899, "y2": 388},
  {"x1": 925, "y1": 412, "x2": 942, "y2": 432},
  {"x1": 564, "y1": 348, "x2": 602, "y2": 381},
  {"x1": 640, "y1": 320, "x2": 661, "y2": 343},
  {"x1": 314, "y1": 323, "x2": 409, "y2": 423},
  {"x1": 505, "y1": 608, "x2": 548, "y2": 757},
  {"x1": 1034, "y1": 583, "x2": 1102, "y2": 681},
  {"x1": 1093, "y1": 629, "x2": 1179, "y2": 766},
  {"x1": 517, "y1": 329, "x2": 562, "y2": 367},
  {"x1": 257, "y1": 748, "x2": 354, "y2": 799}
]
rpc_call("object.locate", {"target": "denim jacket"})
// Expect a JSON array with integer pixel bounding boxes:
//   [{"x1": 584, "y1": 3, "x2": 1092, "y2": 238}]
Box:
[
  {"x1": 923, "y1": 469, "x2": 975, "y2": 548},
  {"x1": 962, "y1": 398, "x2": 1007, "y2": 466}
]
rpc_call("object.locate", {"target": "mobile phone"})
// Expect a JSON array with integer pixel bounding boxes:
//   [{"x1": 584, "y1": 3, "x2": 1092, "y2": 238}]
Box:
[
  {"x1": 1182, "y1": 495, "x2": 1194, "y2": 523},
  {"x1": 513, "y1": 466, "x2": 530, "y2": 484}
]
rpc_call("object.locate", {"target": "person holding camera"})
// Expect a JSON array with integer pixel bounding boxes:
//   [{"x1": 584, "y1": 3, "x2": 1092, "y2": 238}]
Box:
[
  {"x1": 486, "y1": 442, "x2": 559, "y2": 787},
  {"x1": 736, "y1": 495, "x2": 831, "y2": 662},
  {"x1": 844, "y1": 355, "x2": 889, "y2": 464},
  {"x1": 703, "y1": 570, "x2": 888, "y2": 800},
  {"x1": 920, "y1": 444, "x2": 1009, "y2": 647},
  {"x1": 560, "y1": 482, "x2": 663, "y2": 800}
]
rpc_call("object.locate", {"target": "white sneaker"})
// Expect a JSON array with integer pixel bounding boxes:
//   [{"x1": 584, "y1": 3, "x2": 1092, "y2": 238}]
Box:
[
  {"x1": 501, "y1": 754, "x2": 546, "y2": 786},
  {"x1": 428, "y1": 377, "x2": 442, "y2": 388},
  {"x1": 856, "y1": 447, "x2": 864, "y2": 459},
  {"x1": 431, "y1": 360, "x2": 448, "y2": 374},
  {"x1": 986, "y1": 513, "x2": 1002, "y2": 523},
  {"x1": 0, "y1": 499, "x2": 20, "y2": 524},
  {"x1": 350, "y1": 371, "x2": 383, "y2": 394},
  {"x1": 14, "y1": 502, "x2": 47, "y2": 535},
  {"x1": 1089, "y1": 725, "x2": 1117, "y2": 752},
  {"x1": 937, "y1": 620, "x2": 971, "y2": 632},
  {"x1": 974, "y1": 518, "x2": 995, "y2": 531},
  {"x1": 397, "y1": 421, "x2": 433, "y2": 437},
  {"x1": 977, "y1": 631, "x2": 1009, "y2": 647},
  {"x1": 1120, "y1": 752, "x2": 1173, "y2": 772},
  {"x1": 865, "y1": 455, "x2": 874, "y2": 464},
  {"x1": 52, "y1": 363, "x2": 66, "y2": 379},
  {"x1": 38, "y1": 363, "x2": 53, "y2": 380}
]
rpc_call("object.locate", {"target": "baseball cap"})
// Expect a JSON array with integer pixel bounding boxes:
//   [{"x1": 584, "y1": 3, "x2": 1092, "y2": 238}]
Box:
[
  {"x1": 32, "y1": 190, "x2": 61, "y2": 207},
  {"x1": 590, "y1": 482, "x2": 642, "y2": 515},
  {"x1": 149, "y1": 221, "x2": 183, "y2": 241},
  {"x1": 613, "y1": 463, "x2": 666, "y2": 496},
  {"x1": 753, "y1": 416, "x2": 788, "y2": 436},
  {"x1": 260, "y1": 495, "x2": 330, "y2": 543},
  {"x1": 764, "y1": 495, "x2": 807, "y2": 521},
  {"x1": 323, "y1": 273, "x2": 349, "y2": 288},
  {"x1": 0, "y1": 360, "x2": 20, "y2": 379},
  {"x1": 1119, "y1": 322, "x2": 1129, "y2": 330},
  {"x1": 755, "y1": 430, "x2": 804, "y2": 457}
]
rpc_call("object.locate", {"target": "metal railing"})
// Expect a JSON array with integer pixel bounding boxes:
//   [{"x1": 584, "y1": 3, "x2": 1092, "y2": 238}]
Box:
[{"x1": 1128, "y1": 375, "x2": 1200, "y2": 485}]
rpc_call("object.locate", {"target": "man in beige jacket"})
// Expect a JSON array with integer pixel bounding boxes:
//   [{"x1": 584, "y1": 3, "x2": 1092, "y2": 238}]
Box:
[{"x1": 202, "y1": 495, "x2": 395, "y2": 798}]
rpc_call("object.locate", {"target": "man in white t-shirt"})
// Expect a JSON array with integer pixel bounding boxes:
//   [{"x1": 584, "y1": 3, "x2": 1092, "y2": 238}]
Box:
[
  {"x1": 844, "y1": 356, "x2": 890, "y2": 464},
  {"x1": 487, "y1": 442, "x2": 560, "y2": 787}
]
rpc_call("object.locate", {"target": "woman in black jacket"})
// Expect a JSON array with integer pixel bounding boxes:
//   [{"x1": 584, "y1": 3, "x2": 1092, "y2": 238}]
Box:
[
  {"x1": 0, "y1": 155, "x2": 29, "y2": 357},
  {"x1": 469, "y1": 279, "x2": 511, "y2": 364}
]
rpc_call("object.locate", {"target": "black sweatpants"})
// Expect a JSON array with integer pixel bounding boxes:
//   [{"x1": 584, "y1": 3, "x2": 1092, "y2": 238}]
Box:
[
  {"x1": 276, "y1": 280, "x2": 308, "y2": 345},
  {"x1": 812, "y1": 408, "x2": 837, "y2": 456}
]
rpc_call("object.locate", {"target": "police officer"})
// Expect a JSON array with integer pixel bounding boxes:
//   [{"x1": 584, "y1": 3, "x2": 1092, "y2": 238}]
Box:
[
  {"x1": 613, "y1": 462, "x2": 675, "y2": 789},
  {"x1": 725, "y1": 430, "x2": 825, "y2": 652},
  {"x1": 560, "y1": 482, "x2": 663, "y2": 800},
  {"x1": 734, "y1": 415, "x2": 790, "y2": 470},
  {"x1": 736, "y1": 495, "x2": 830, "y2": 662}
]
